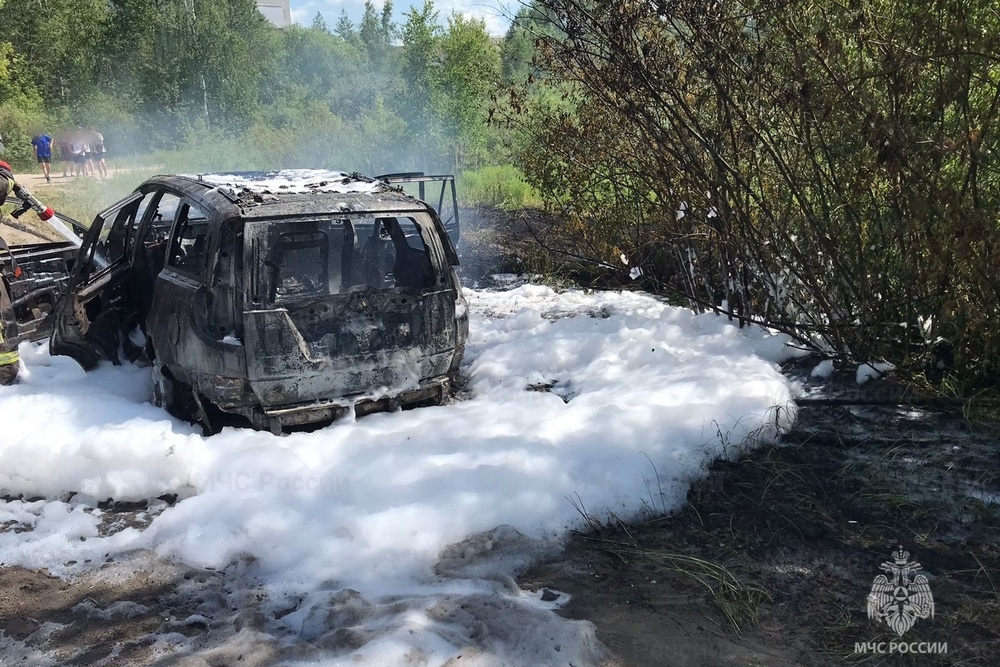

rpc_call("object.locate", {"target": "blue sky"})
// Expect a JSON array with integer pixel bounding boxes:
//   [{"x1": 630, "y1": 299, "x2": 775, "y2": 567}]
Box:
[{"x1": 289, "y1": 0, "x2": 516, "y2": 36}]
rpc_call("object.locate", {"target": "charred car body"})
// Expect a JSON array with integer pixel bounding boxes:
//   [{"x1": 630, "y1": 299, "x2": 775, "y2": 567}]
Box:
[
  {"x1": 0, "y1": 233, "x2": 78, "y2": 345},
  {"x1": 42, "y1": 170, "x2": 467, "y2": 433}
]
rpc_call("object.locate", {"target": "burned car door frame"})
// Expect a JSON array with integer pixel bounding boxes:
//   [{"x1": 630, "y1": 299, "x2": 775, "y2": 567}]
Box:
[
  {"x1": 377, "y1": 173, "x2": 460, "y2": 249},
  {"x1": 142, "y1": 187, "x2": 248, "y2": 424},
  {"x1": 51, "y1": 192, "x2": 146, "y2": 368},
  {"x1": 0, "y1": 198, "x2": 86, "y2": 346},
  {"x1": 52, "y1": 183, "x2": 214, "y2": 369}
]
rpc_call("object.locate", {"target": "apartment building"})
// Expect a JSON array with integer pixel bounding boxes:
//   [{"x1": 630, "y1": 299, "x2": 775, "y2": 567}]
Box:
[{"x1": 256, "y1": 0, "x2": 291, "y2": 27}]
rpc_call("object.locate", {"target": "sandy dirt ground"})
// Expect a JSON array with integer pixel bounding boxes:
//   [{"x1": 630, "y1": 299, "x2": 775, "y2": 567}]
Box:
[{"x1": 16, "y1": 166, "x2": 138, "y2": 192}]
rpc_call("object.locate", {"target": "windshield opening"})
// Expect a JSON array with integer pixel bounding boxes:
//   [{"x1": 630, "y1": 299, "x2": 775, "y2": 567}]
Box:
[
  {"x1": 270, "y1": 230, "x2": 331, "y2": 299},
  {"x1": 253, "y1": 214, "x2": 436, "y2": 304}
]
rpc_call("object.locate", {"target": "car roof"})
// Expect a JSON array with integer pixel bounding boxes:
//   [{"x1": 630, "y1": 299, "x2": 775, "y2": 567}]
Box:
[{"x1": 142, "y1": 170, "x2": 433, "y2": 220}]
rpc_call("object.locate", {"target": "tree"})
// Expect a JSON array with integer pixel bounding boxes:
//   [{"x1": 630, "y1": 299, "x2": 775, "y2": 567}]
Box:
[
  {"x1": 335, "y1": 9, "x2": 356, "y2": 42},
  {"x1": 0, "y1": 0, "x2": 108, "y2": 104},
  {"x1": 359, "y1": 0, "x2": 395, "y2": 68},
  {"x1": 398, "y1": 1, "x2": 443, "y2": 168},
  {"x1": 400, "y1": 1, "x2": 441, "y2": 118},
  {"x1": 0, "y1": 43, "x2": 43, "y2": 108},
  {"x1": 438, "y1": 15, "x2": 501, "y2": 169},
  {"x1": 311, "y1": 12, "x2": 329, "y2": 33},
  {"x1": 263, "y1": 24, "x2": 371, "y2": 121},
  {"x1": 102, "y1": 0, "x2": 274, "y2": 146},
  {"x1": 499, "y1": 3, "x2": 559, "y2": 83}
]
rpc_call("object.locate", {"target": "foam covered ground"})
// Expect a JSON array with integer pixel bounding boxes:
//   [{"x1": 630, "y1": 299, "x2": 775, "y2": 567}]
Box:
[{"x1": 0, "y1": 285, "x2": 797, "y2": 665}]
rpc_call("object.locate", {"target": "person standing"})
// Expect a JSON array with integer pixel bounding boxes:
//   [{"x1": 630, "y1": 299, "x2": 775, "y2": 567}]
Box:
[
  {"x1": 89, "y1": 126, "x2": 107, "y2": 179},
  {"x1": 81, "y1": 127, "x2": 96, "y2": 178},
  {"x1": 56, "y1": 131, "x2": 71, "y2": 178},
  {"x1": 30, "y1": 131, "x2": 53, "y2": 182},
  {"x1": 0, "y1": 279, "x2": 17, "y2": 385},
  {"x1": 0, "y1": 161, "x2": 21, "y2": 385},
  {"x1": 0, "y1": 272, "x2": 17, "y2": 385},
  {"x1": 69, "y1": 129, "x2": 87, "y2": 178}
]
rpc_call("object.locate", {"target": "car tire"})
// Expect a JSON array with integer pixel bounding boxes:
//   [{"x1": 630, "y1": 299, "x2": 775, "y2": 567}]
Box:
[
  {"x1": 152, "y1": 363, "x2": 195, "y2": 420},
  {"x1": 0, "y1": 361, "x2": 17, "y2": 386}
]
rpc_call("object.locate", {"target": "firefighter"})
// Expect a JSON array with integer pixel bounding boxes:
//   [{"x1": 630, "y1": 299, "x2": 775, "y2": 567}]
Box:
[
  {"x1": 0, "y1": 160, "x2": 20, "y2": 384},
  {"x1": 0, "y1": 277, "x2": 16, "y2": 386}
]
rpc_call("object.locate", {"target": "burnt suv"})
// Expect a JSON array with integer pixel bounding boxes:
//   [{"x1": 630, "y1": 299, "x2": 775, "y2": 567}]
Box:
[{"x1": 51, "y1": 170, "x2": 468, "y2": 433}]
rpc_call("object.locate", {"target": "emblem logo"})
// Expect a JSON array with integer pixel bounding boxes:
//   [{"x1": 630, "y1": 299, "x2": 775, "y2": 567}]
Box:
[{"x1": 867, "y1": 546, "x2": 935, "y2": 635}]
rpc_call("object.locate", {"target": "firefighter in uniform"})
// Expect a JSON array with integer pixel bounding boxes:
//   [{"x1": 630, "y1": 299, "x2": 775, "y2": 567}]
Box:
[{"x1": 0, "y1": 161, "x2": 21, "y2": 384}]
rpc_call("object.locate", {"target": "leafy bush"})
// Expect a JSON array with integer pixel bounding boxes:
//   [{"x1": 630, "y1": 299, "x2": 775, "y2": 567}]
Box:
[
  {"x1": 511, "y1": 0, "x2": 1000, "y2": 385},
  {"x1": 0, "y1": 101, "x2": 49, "y2": 170}
]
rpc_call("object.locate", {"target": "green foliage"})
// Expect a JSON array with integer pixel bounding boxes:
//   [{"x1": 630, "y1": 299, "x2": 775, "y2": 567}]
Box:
[
  {"x1": 354, "y1": 97, "x2": 411, "y2": 173},
  {"x1": 438, "y1": 16, "x2": 502, "y2": 170},
  {"x1": 0, "y1": 42, "x2": 44, "y2": 108},
  {"x1": 400, "y1": 0, "x2": 444, "y2": 162},
  {"x1": 154, "y1": 97, "x2": 414, "y2": 176},
  {"x1": 157, "y1": 102, "x2": 344, "y2": 173},
  {"x1": 396, "y1": 3, "x2": 507, "y2": 172},
  {"x1": 359, "y1": 0, "x2": 397, "y2": 69},
  {"x1": 7, "y1": 0, "x2": 517, "y2": 220},
  {"x1": 311, "y1": 12, "x2": 330, "y2": 33},
  {"x1": 0, "y1": 0, "x2": 107, "y2": 104},
  {"x1": 460, "y1": 165, "x2": 541, "y2": 209},
  {"x1": 0, "y1": 0, "x2": 514, "y2": 205},
  {"x1": 499, "y1": 3, "x2": 561, "y2": 83},
  {"x1": 264, "y1": 24, "x2": 370, "y2": 121},
  {"x1": 4, "y1": 0, "x2": 1000, "y2": 388},
  {"x1": 99, "y1": 0, "x2": 272, "y2": 146},
  {"x1": 335, "y1": 10, "x2": 357, "y2": 44},
  {"x1": 500, "y1": 20, "x2": 534, "y2": 83},
  {"x1": 0, "y1": 101, "x2": 53, "y2": 169}
]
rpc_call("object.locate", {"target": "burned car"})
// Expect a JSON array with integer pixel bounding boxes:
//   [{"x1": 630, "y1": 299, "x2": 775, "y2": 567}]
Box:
[{"x1": 50, "y1": 170, "x2": 468, "y2": 433}]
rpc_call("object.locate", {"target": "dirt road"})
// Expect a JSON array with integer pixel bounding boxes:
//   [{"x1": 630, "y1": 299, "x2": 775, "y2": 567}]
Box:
[{"x1": 15, "y1": 165, "x2": 143, "y2": 191}]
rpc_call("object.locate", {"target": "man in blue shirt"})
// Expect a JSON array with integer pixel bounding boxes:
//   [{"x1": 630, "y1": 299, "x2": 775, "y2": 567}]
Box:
[{"x1": 30, "y1": 132, "x2": 53, "y2": 182}]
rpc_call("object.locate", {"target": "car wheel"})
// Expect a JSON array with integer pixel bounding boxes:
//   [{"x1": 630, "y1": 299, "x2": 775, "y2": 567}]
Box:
[
  {"x1": 152, "y1": 363, "x2": 195, "y2": 420},
  {"x1": 121, "y1": 323, "x2": 149, "y2": 364},
  {"x1": 0, "y1": 361, "x2": 18, "y2": 386}
]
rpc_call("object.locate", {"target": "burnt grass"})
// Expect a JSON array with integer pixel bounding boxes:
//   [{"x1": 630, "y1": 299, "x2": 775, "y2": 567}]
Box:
[
  {"x1": 521, "y1": 363, "x2": 1000, "y2": 666},
  {"x1": 458, "y1": 213, "x2": 1000, "y2": 665},
  {"x1": 457, "y1": 205, "x2": 627, "y2": 289}
]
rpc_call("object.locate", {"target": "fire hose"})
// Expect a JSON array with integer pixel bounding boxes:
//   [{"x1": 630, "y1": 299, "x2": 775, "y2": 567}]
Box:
[{"x1": 11, "y1": 183, "x2": 56, "y2": 222}]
